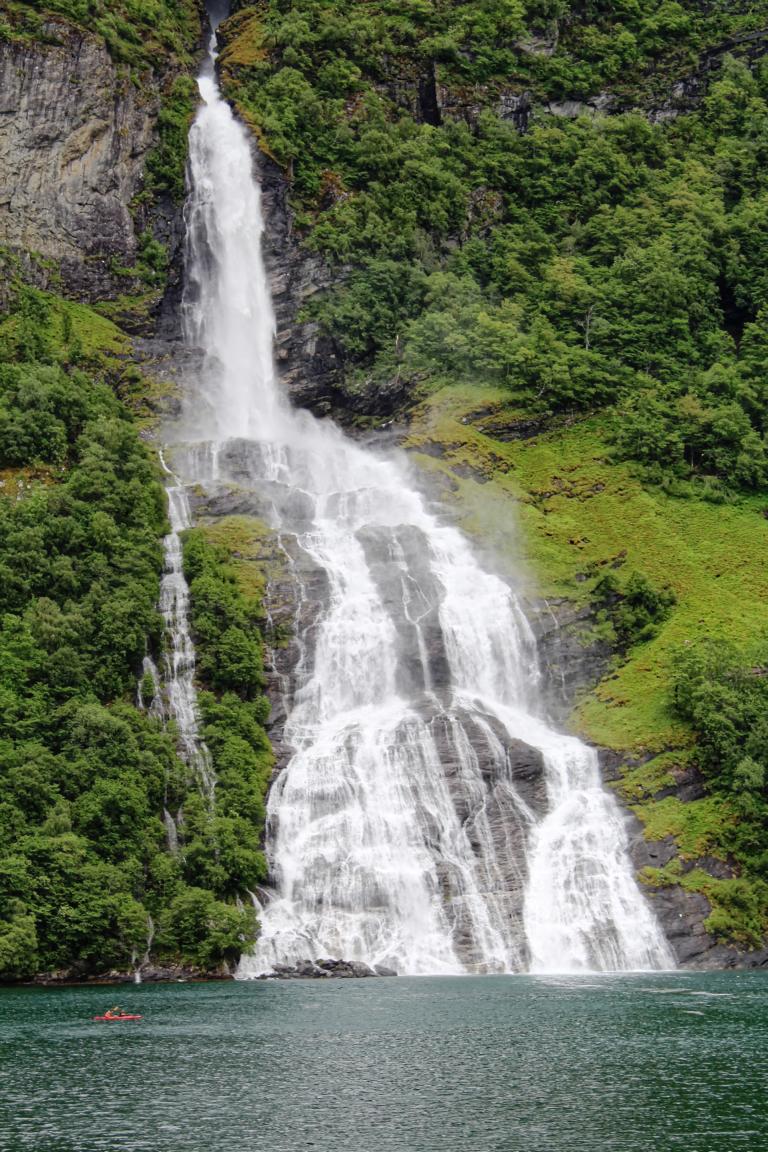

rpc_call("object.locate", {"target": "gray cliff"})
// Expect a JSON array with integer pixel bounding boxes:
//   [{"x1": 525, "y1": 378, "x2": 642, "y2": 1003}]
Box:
[{"x1": 0, "y1": 20, "x2": 186, "y2": 309}]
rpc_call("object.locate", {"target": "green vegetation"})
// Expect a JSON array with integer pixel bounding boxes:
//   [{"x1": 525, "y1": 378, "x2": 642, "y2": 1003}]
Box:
[
  {"x1": 641, "y1": 861, "x2": 767, "y2": 948},
  {"x1": 0, "y1": 0, "x2": 201, "y2": 72},
  {"x1": 143, "y1": 74, "x2": 199, "y2": 203},
  {"x1": 0, "y1": 274, "x2": 129, "y2": 367},
  {"x1": 223, "y1": 2, "x2": 768, "y2": 498},
  {"x1": 179, "y1": 526, "x2": 273, "y2": 897},
  {"x1": 592, "y1": 570, "x2": 676, "y2": 651},
  {"x1": 670, "y1": 641, "x2": 768, "y2": 897},
  {"x1": 0, "y1": 285, "x2": 261, "y2": 981}
]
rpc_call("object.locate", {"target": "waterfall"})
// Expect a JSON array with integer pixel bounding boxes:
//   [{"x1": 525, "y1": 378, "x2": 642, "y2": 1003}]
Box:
[
  {"x1": 169, "y1": 11, "x2": 673, "y2": 976},
  {"x1": 138, "y1": 655, "x2": 164, "y2": 720},
  {"x1": 154, "y1": 451, "x2": 216, "y2": 804}
]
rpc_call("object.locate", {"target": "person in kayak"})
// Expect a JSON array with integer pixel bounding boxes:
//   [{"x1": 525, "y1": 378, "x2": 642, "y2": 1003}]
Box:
[{"x1": 105, "y1": 1006, "x2": 123, "y2": 1018}]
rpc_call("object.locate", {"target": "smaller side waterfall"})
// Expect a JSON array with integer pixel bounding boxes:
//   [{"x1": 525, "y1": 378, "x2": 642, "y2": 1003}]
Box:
[
  {"x1": 155, "y1": 452, "x2": 215, "y2": 803},
  {"x1": 523, "y1": 741, "x2": 672, "y2": 972},
  {"x1": 138, "y1": 655, "x2": 165, "y2": 720}
]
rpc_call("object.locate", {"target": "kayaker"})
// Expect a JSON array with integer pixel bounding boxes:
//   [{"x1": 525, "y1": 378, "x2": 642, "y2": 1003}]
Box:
[{"x1": 106, "y1": 1006, "x2": 122, "y2": 1018}]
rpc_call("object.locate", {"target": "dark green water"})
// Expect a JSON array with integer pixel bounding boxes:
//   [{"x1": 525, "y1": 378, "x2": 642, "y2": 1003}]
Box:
[{"x1": 1, "y1": 973, "x2": 766, "y2": 1152}]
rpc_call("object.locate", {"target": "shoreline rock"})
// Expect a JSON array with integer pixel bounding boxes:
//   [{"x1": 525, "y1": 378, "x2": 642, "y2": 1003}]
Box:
[{"x1": 256, "y1": 959, "x2": 398, "y2": 980}]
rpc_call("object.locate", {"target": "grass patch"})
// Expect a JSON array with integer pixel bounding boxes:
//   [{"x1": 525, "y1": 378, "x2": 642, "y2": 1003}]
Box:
[
  {"x1": 612, "y1": 750, "x2": 685, "y2": 803},
  {"x1": 197, "y1": 516, "x2": 280, "y2": 608},
  {"x1": 219, "y1": 9, "x2": 267, "y2": 71},
  {"x1": 92, "y1": 289, "x2": 162, "y2": 327},
  {"x1": 0, "y1": 287, "x2": 130, "y2": 366},
  {"x1": 633, "y1": 795, "x2": 736, "y2": 860}
]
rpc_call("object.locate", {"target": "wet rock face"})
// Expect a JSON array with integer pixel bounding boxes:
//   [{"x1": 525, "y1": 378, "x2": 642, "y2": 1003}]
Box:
[
  {"x1": 531, "y1": 597, "x2": 613, "y2": 728},
  {"x1": 0, "y1": 22, "x2": 184, "y2": 304},
  {"x1": 256, "y1": 153, "x2": 342, "y2": 414},
  {"x1": 256, "y1": 959, "x2": 397, "y2": 979},
  {"x1": 428, "y1": 716, "x2": 543, "y2": 970},
  {"x1": 250, "y1": 506, "x2": 546, "y2": 971},
  {"x1": 357, "y1": 522, "x2": 453, "y2": 704}
]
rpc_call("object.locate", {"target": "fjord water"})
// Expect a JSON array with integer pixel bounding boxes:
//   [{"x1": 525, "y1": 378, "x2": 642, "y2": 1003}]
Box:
[
  {"x1": 2, "y1": 975, "x2": 767, "y2": 1151},
  {"x1": 167, "y1": 15, "x2": 673, "y2": 975}
]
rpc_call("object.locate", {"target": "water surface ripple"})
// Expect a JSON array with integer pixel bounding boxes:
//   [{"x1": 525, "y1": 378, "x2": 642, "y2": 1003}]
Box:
[{"x1": 1, "y1": 974, "x2": 766, "y2": 1151}]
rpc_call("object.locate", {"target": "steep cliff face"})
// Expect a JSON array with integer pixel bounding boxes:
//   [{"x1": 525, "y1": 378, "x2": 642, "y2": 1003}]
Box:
[
  {"x1": 0, "y1": 21, "x2": 187, "y2": 314},
  {"x1": 256, "y1": 154, "x2": 341, "y2": 414}
]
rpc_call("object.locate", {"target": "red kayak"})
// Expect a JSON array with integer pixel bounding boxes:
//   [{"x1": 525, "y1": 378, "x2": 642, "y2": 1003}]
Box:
[{"x1": 92, "y1": 1014, "x2": 143, "y2": 1022}]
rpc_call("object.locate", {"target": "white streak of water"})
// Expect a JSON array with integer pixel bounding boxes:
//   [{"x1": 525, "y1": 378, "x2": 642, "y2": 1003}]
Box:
[{"x1": 155, "y1": 451, "x2": 215, "y2": 804}]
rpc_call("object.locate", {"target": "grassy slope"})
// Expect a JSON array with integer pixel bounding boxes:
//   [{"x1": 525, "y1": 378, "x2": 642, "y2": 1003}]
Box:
[
  {"x1": 0, "y1": 280, "x2": 178, "y2": 435},
  {"x1": 0, "y1": 294, "x2": 129, "y2": 360}
]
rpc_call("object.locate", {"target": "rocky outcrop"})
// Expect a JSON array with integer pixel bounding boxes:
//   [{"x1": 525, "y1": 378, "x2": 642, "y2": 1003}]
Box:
[
  {"x1": 545, "y1": 29, "x2": 768, "y2": 126},
  {"x1": 527, "y1": 586, "x2": 768, "y2": 969},
  {"x1": 256, "y1": 958, "x2": 397, "y2": 979},
  {"x1": 620, "y1": 774, "x2": 768, "y2": 969},
  {"x1": 534, "y1": 597, "x2": 613, "y2": 726},
  {"x1": 0, "y1": 21, "x2": 187, "y2": 310}
]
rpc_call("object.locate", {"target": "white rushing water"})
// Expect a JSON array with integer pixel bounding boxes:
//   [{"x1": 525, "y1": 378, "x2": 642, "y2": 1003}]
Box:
[
  {"x1": 168, "y1": 12, "x2": 673, "y2": 976},
  {"x1": 154, "y1": 452, "x2": 215, "y2": 805}
]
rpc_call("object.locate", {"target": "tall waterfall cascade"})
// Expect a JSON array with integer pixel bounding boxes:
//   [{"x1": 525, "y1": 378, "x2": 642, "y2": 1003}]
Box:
[{"x1": 167, "y1": 12, "x2": 674, "y2": 976}]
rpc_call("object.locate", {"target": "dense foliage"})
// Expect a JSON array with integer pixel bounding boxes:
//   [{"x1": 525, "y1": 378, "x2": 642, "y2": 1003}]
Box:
[
  {"x1": 0, "y1": 286, "x2": 257, "y2": 979},
  {"x1": 181, "y1": 529, "x2": 273, "y2": 897},
  {"x1": 0, "y1": 0, "x2": 202, "y2": 71},
  {"x1": 222, "y1": 1, "x2": 768, "y2": 496},
  {"x1": 669, "y1": 640, "x2": 768, "y2": 943},
  {"x1": 592, "y1": 570, "x2": 676, "y2": 651},
  {"x1": 144, "y1": 74, "x2": 200, "y2": 203}
]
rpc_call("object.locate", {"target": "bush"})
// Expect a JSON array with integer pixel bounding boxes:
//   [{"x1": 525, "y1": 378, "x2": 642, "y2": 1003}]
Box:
[
  {"x1": 182, "y1": 533, "x2": 273, "y2": 901},
  {"x1": 156, "y1": 887, "x2": 257, "y2": 969},
  {"x1": 593, "y1": 570, "x2": 676, "y2": 650},
  {"x1": 671, "y1": 639, "x2": 768, "y2": 896}
]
